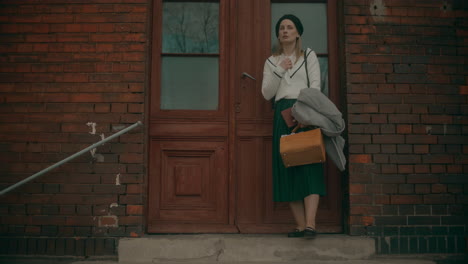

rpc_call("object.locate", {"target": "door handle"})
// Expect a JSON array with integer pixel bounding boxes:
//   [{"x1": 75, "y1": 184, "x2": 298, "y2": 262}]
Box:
[{"x1": 241, "y1": 72, "x2": 256, "y2": 80}]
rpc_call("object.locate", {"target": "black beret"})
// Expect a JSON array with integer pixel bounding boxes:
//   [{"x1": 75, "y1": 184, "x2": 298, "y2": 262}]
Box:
[{"x1": 275, "y1": 14, "x2": 304, "y2": 37}]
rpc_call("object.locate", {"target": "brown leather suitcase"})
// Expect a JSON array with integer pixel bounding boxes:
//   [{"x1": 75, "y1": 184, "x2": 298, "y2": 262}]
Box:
[{"x1": 280, "y1": 127, "x2": 326, "y2": 168}]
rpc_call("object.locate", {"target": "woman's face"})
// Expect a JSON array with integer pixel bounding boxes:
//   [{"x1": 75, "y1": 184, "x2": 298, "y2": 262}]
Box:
[{"x1": 278, "y1": 19, "x2": 299, "y2": 44}]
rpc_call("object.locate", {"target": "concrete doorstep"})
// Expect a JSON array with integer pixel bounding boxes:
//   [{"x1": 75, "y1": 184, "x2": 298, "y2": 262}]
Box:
[
  {"x1": 2, "y1": 234, "x2": 466, "y2": 264},
  {"x1": 116, "y1": 234, "x2": 466, "y2": 264},
  {"x1": 1, "y1": 254, "x2": 467, "y2": 264},
  {"x1": 0, "y1": 256, "x2": 448, "y2": 264},
  {"x1": 118, "y1": 234, "x2": 375, "y2": 263},
  {"x1": 3, "y1": 255, "x2": 468, "y2": 264}
]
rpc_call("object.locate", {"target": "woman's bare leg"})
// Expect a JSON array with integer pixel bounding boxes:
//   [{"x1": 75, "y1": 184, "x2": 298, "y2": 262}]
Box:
[
  {"x1": 304, "y1": 194, "x2": 319, "y2": 229},
  {"x1": 289, "y1": 200, "x2": 306, "y2": 230}
]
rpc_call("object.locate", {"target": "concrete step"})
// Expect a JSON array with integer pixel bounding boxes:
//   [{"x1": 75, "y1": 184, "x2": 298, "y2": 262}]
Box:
[
  {"x1": 7, "y1": 255, "x2": 467, "y2": 264},
  {"x1": 115, "y1": 260, "x2": 436, "y2": 264},
  {"x1": 118, "y1": 234, "x2": 376, "y2": 263}
]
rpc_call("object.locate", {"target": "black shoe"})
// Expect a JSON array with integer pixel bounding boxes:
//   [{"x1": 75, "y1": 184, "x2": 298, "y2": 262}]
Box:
[
  {"x1": 287, "y1": 229, "x2": 305, "y2": 237},
  {"x1": 304, "y1": 227, "x2": 317, "y2": 238}
]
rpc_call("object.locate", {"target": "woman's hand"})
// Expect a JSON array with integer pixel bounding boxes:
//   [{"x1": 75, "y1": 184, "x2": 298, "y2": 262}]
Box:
[
  {"x1": 292, "y1": 120, "x2": 306, "y2": 129},
  {"x1": 279, "y1": 58, "x2": 293, "y2": 70}
]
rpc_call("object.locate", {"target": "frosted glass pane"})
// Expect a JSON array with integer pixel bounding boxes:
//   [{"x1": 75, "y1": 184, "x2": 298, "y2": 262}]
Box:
[
  {"x1": 271, "y1": 3, "x2": 327, "y2": 54},
  {"x1": 318, "y1": 57, "x2": 329, "y2": 96},
  {"x1": 161, "y1": 57, "x2": 219, "y2": 110},
  {"x1": 163, "y1": 1, "x2": 219, "y2": 53}
]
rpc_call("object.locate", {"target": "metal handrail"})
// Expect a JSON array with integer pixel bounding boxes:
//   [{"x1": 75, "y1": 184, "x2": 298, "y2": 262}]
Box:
[{"x1": 0, "y1": 121, "x2": 143, "y2": 196}]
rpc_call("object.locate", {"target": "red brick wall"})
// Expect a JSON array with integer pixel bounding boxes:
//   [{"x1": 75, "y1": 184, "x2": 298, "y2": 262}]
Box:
[
  {"x1": 0, "y1": 0, "x2": 467, "y2": 257},
  {"x1": 344, "y1": 0, "x2": 467, "y2": 254},
  {"x1": 0, "y1": 0, "x2": 147, "y2": 255}
]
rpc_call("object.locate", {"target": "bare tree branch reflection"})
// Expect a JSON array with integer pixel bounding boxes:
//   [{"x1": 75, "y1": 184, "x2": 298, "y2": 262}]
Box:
[
  {"x1": 163, "y1": 2, "x2": 218, "y2": 53},
  {"x1": 200, "y1": 5, "x2": 216, "y2": 53}
]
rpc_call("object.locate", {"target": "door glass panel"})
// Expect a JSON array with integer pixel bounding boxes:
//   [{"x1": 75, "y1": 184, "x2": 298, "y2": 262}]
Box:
[
  {"x1": 162, "y1": 1, "x2": 219, "y2": 53},
  {"x1": 318, "y1": 57, "x2": 329, "y2": 96},
  {"x1": 161, "y1": 0, "x2": 219, "y2": 110},
  {"x1": 161, "y1": 56, "x2": 219, "y2": 110}
]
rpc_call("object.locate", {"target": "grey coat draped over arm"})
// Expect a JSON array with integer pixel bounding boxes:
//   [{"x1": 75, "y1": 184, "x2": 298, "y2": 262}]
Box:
[{"x1": 291, "y1": 88, "x2": 346, "y2": 172}]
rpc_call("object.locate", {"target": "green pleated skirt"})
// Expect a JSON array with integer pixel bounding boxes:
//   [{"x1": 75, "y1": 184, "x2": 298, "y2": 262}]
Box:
[{"x1": 272, "y1": 99, "x2": 326, "y2": 202}]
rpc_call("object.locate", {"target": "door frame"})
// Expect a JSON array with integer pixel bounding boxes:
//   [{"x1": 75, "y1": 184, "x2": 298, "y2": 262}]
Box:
[
  {"x1": 146, "y1": 0, "x2": 237, "y2": 233},
  {"x1": 145, "y1": 0, "x2": 345, "y2": 234},
  {"x1": 231, "y1": 0, "x2": 344, "y2": 233}
]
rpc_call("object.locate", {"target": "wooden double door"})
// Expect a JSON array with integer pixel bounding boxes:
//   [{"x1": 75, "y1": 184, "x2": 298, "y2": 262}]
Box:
[{"x1": 148, "y1": 0, "x2": 342, "y2": 234}]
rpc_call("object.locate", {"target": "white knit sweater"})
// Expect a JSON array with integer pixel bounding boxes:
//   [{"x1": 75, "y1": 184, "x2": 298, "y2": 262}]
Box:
[{"x1": 261, "y1": 48, "x2": 321, "y2": 102}]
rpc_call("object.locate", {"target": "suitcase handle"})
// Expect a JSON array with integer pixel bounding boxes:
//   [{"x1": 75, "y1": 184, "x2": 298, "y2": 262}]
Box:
[
  {"x1": 291, "y1": 124, "x2": 319, "y2": 133},
  {"x1": 292, "y1": 125, "x2": 300, "y2": 133}
]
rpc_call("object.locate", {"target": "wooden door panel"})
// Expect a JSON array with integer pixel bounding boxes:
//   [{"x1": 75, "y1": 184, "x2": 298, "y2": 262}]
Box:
[
  {"x1": 234, "y1": 0, "x2": 343, "y2": 234},
  {"x1": 234, "y1": 0, "x2": 271, "y2": 120},
  {"x1": 148, "y1": 139, "x2": 231, "y2": 232},
  {"x1": 235, "y1": 0, "x2": 295, "y2": 233},
  {"x1": 147, "y1": 0, "x2": 234, "y2": 233},
  {"x1": 236, "y1": 122, "x2": 272, "y2": 137},
  {"x1": 161, "y1": 156, "x2": 212, "y2": 208},
  {"x1": 149, "y1": 121, "x2": 229, "y2": 137},
  {"x1": 148, "y1": 0, "x2": 342, "y2": 234},
  {"x1": 316, "y1": 163, "x2": 342, "y2": 232},
  {"x1": 235, "y1": 137, "x2": 258, "y2": 224}
]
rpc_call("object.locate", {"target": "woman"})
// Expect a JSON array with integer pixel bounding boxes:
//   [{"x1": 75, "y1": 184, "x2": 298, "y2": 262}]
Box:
[{"x1": 261, "y1": 14, "x2": 325, "y2": 238}]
